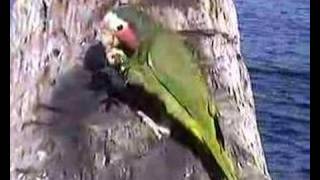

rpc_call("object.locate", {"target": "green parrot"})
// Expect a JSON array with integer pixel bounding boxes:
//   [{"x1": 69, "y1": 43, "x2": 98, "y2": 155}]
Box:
[{"x1": 101, "y1": 6, "x2": 237, "y2": 179}]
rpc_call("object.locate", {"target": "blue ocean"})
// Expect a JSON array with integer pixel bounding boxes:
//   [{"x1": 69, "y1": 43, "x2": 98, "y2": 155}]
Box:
[{"x1": 236, "y1": 0, "x2": 310, "y2": 179}]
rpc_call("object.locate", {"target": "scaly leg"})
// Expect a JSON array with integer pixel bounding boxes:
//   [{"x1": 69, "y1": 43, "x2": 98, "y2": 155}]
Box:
[{"x1": 136, "y1": 110, "x2": 170, "y2": 140}]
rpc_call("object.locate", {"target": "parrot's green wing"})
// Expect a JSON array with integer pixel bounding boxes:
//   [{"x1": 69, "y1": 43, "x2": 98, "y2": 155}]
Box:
[
  {"x1": 125, "y1": 50, "x2": 236, "y2": 180},
  {"x1": 125, "y1": 59, "x2": 204, "y2": 141},
  {"x1": 148, "y1": 32, "x2": 213, "y2": 123},
  {"x1": 131, "y1": 31, "x2": 237, "y2": 179}
]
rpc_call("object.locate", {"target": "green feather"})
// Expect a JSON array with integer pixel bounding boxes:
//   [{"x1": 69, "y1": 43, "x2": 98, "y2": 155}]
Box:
[{"x1": 113, "y1": 6, "x2": 238, "y2": 179}]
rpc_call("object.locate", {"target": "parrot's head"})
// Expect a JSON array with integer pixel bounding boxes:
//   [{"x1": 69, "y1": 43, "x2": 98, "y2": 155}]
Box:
[{"x1": 101, "y1": 6, "x2": 158, "y2": 54}]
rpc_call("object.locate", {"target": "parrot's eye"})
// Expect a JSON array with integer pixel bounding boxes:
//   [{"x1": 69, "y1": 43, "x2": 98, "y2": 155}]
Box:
[{"x1": 116, "y1": 24, "x2": 124, "y2": 31}]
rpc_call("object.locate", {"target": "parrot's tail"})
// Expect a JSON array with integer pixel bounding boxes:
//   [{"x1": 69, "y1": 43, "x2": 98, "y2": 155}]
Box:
[
  {"x1": 205, "y1": 135, "x2": 238, "y2": 180},
  {"x1": 183, "y1": 117, "x2": 237, "y2": 179}
]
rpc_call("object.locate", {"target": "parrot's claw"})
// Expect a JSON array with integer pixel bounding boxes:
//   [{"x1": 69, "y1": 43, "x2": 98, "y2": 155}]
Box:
[
  {"x1": 137, "y1": 110, "x2": 170, "y2": 140},
  {"x1": 106, "y1": 48, "x2": 127, "y2": 66}
]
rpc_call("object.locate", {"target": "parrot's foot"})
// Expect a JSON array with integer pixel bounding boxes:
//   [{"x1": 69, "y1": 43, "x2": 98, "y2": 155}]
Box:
[
  {"x1": 137, "y1": 110, "x2": 170, "y2": 140},
  {"x1": 106, "y1": 48, "x2": 127, "y2": 67}
]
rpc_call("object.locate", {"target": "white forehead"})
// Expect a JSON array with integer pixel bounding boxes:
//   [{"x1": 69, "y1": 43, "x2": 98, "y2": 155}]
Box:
[{"x1": 103, "y1": 12, "x2": 128, "y2": 31}]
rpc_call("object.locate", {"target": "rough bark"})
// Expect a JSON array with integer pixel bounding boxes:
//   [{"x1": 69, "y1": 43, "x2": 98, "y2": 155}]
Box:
[{"x1": 10, "y1": 0, "x2": 271, "y2": 179}]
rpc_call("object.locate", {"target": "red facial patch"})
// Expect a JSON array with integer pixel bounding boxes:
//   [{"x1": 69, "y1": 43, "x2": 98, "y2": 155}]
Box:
[{"x1": 115, "y1": 25, "x2": 139, "y2": 51}]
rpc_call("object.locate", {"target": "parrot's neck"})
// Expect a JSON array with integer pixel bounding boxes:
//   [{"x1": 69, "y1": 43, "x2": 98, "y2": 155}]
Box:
[{"x1": 130, "y1": 27, "x2": 161, "y2": 62}]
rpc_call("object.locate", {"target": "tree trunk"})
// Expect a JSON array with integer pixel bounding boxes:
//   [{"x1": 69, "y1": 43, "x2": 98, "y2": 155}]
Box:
[{"x1": 10, "y1": 0, "x2": 271, "y2": 179}]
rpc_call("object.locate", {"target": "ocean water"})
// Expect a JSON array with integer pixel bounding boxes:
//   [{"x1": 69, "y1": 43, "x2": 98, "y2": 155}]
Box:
[{"x1": 235, "y1": 0, "x2": 310, "y2": 179}]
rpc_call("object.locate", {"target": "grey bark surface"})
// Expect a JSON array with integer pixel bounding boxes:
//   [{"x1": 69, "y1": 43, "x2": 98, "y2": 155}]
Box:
[{"x1": 10, "y1": 0, "x2": 271, "y2": 179}]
